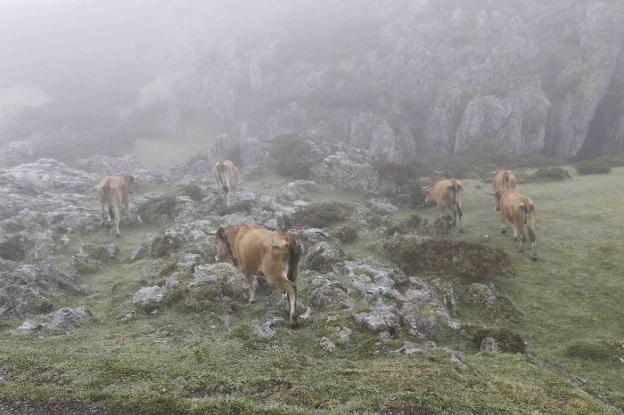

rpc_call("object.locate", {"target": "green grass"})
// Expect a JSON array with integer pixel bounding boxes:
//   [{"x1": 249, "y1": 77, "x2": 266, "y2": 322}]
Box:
[
  {"x1": 1, "y1": 166, "x2": 623, "y2": 413},
  {"x1": 412, "y1": 167, "x2": 624, "y2": 407},
  {"x1": 132, "y1": 125, "x2": 217, "y2": 167}
]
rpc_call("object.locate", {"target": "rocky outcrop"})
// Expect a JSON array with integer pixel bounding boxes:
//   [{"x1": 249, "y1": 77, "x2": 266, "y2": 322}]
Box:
[{"x1": 0, "y1": 260, "x2": 80, "y2": 319}]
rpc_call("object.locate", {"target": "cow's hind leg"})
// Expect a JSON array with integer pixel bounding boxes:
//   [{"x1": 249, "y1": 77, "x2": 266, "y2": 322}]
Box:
[
  {"x1": 243, "y1": 272, "x2": 256, "y2": 303},
  {"x1": 112, "y1": 205, "x2": 121, "y2": 238},
  {"x1": 528, "y1": 225, "x2": 537, "y2": 257},
  {"x1": 100, "y1": 202, "x2": 107, "y2": 225},
  {"x1": 500, "y1": 215, "x2": 507, "y2": 234},
  {"x1": 516, "y1": 226, "x2": 526, "y2": 253},
  {"x1": 272, "y1": 277, "x2": 297, "y2": 324}
]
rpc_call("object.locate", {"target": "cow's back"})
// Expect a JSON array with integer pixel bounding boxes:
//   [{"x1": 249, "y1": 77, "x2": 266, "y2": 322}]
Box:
[{"x1": 234, "y1": 226, "x2": 270, "y2": 272}]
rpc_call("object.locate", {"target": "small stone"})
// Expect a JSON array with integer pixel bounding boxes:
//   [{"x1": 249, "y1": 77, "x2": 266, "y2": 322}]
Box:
[{"x1": 319, "y1": 337, "x2": 336, "y2": 352}]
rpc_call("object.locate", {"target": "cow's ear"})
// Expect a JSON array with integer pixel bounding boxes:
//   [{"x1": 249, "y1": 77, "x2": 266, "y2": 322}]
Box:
[
  {"x1": 518, "y1": 204, "x2": 527, "y2": 212},
  {"x1": 216, "y1": 227, "x2": 226, "y2": 239}
]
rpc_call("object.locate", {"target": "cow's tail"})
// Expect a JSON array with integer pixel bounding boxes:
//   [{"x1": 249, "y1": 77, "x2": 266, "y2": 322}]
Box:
[
  {"x1": 503, "y1": 171, "x2": 511, "y2": 189},
  {"x1": 450, "y1": 180, "x2": 463, "y2": 218},
  {"x1": 286, "y1": 235, "x2": 301, "y2": 283},
  {"x1": 520, "y1": 199, "x2": 534, "y2": 224}
]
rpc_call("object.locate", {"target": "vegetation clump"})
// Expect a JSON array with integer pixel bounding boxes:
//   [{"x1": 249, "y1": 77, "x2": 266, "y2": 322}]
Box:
[
  {"x1": 137, "y1": 194, "x2": 178, "y2": 224},
  {"x1": 473, "y1": 328, "x2": 526, "y2": 353},
  {"x1": 292, "y1": 202, "x2": 349, "y2": 228},
  {"x1": 333, "y1": 224, "x2": 359, "y2": 244},
  {"x1": 574, "y1": 159, "x2": 612, "y2": 175},
  {"x1": 269, "y1": 134, "x2": 319, "y2": 178},
  {"x1": 526, "y1": 166, "x2": 571, "y2": 182},
  {"x1": 384, "y1": 236, "x2": 511, "y2": 283},
  {"x1": 564, "y1": 341, "x2": 621, "y2": 362}
]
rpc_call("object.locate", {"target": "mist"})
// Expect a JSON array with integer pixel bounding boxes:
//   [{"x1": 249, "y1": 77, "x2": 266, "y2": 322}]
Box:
[{"x1": 1, "y1": 1, "x2": 624, "y2": 414}]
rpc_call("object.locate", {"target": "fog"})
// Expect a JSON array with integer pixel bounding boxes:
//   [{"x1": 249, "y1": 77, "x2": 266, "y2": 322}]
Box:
[{"x1": 1, "y1": 0, "x2": 623, "y2": 161}]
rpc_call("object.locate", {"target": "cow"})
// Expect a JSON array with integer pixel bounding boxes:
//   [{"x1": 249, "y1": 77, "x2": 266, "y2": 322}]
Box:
[
  {"x1": 96, "y1": 172, "x2": 136, "y2": 238},
  {"x1": 212, "y1": 160, "x2": 239, "y2": 207},
  {"x1": 492, "y1": 170, "x2": 517, "y2": 211},
  {"x1": 421, "y1": 178, "x2": 464, "y2": 231},
  {"x1": 494, "y1": 189, "x2": 536, "y2": 257},
  {"x1": 213, "y1": 224, "x2": 302, "y2": 323}
]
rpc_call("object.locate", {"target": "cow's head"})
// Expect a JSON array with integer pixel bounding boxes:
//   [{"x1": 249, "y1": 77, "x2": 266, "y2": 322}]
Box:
[
  {"x1": 214, "y1": 226, "x2": 234, "y2": 263},
  {"x1": 420, "y1": 185, "x2": 433, "y2": 204}
]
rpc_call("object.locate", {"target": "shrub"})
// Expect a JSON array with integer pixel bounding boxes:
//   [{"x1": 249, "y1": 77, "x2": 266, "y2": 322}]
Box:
[
  {"x1": 473, "y1": 328, "x2": 526, "y2": 353},
  {"x1": 574, "y1": 160, "x2": 612, "y2": 175},
  {"x1": 292, "y1": 202, "x2": 349, "y2": 228},
  {"x1": 564, "y1": 341, "x2": 620, "y2": 361},
  {"x1": 593, "y1": 152, "x2": 624, "y2": 167},
  {"x1": 269, "y1": 134, "x2": 319, "y2": 178},
  {"x1": 526, "y1": 166, "x2": 570, "y2": 182},
  {"x1": 333, "y1": 224, "x2": 359, "y2": 244}
]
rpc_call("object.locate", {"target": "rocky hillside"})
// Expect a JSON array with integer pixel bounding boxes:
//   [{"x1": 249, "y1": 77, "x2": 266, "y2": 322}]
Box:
[
  {"x1": 3, "y1": 0, "x2": 623, "y2": 161},
  {"x1": 1, "y1": 147, "x2": 624, "y2": 413}
]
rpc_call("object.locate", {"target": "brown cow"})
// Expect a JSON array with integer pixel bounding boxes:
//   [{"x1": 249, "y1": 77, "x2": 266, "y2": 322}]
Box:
[
  {"x1": 495, "y1": 189, "x2": 536, "y2": 256},
  {"x1": 421, "y1": 178, "x2": 464, "y2": 230},
  {"x1": 492, "y1": 170, "x2": 517, "y2": 211},
  {"x1": 214, "y1": 224, "x2": 302, "y2": 323},
  {"x1": 96, "y1": 172, "x2": 136, "y2": 238},
  {"x1": 212, "y1": 160, "x2": 239, "y2": 207}
]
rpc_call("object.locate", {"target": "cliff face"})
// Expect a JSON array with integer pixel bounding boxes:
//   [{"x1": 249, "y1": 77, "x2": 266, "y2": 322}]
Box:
[{"x1": 3, "y1": 0, "x2": 624, "y2": 161}]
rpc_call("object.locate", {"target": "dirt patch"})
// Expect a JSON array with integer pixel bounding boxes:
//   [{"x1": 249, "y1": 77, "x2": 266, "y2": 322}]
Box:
[
  {"x1": 0, "y1": 399, "x2": 129, "y2": 415},
  {"x1": 384, "y1": 236, "x2": 511, "y2": 283}
]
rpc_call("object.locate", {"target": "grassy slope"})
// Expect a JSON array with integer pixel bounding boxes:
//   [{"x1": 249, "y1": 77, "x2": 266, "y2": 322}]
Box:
[
  {"x1": 411, "y1": 167, "x2": 624, "y2": 408},
  {"x1": 0, "y1": 168, "x2": 622, "y2": 414}
]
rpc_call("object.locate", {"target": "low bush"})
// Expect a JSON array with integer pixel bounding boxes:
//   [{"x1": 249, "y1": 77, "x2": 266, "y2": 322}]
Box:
[
  {"x1": 526, "y1": 166, "x2": 570, "y2": 182},
  {"x1": 269, "y1": 134, "x2": 319, "y2": 178},
  {"x1": 564, "y1": 341, "x2": 621, "y2": 361},
  {"x1": 574, "y1": 160, "x2": 612, "y2": 175},
  {"x1": 333, "y1": 224, "x2": 359, "y2": 244},
  {"x1": 472, "y1": 328, "x2": 526, "y2": 353},
  {"x1": 292, "y1": 202, "x2": 349, "y2": 228},
  {"x1": 591, "y1": 152, "x2": 624, "y2": 168}
]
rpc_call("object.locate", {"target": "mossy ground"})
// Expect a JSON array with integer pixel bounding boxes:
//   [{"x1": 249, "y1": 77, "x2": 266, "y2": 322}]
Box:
[{"x1": 1, "y1": 165, "x2": 623, "y2": 414}]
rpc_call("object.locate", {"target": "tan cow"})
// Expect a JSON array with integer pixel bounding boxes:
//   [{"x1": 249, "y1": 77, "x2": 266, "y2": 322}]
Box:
[
  {"x1": 96, "y1": 172, "x2": 135, "y2": 238},
  {"x1": 495, "y1": 189, "x2": 536, "y2": 256},
  {"x1": 212, "y1": 160, "x2": 240, "y2": 207},
  {"x1": 214, "y1": 224, "x2": 302, "y2": 323},
  {"x1": 492, "y1": 170, "x2": 517, "y2": 211},
  {"x1": 421, "y1": 178, "x2": 464, "y2": 230}
]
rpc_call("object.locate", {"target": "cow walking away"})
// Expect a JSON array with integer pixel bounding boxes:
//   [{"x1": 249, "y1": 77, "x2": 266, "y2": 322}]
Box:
[
  {"x1": 421, "y1": 178, "x2": 464, "y2": 231},
  {"x1": 96, "y1": 172, "x2": 137, "y2": 238},
  {"x1": 212, "y1": 160, "x2": 239, "y2": 207},
  {"x1": 492, "y1": 170, "x2": 517, "y2": 211},
  {"x1": 213, "y1": 224, "x2": 302, "y2": 324},
  {"x1": 494, "y1": 189, "x2": 537, "y2": 257}
]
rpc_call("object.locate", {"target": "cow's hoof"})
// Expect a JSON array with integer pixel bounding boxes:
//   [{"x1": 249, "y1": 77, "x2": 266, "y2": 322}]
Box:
[
  {"x1": 501, "y1": 229, "x2": 506, "y2": 234},
  {"x1": 513, "y1": 236, "x2": 519, "y2": 241},
  {"x1": 116, "y1": 234, "x2": 120, "y2": 239},
  {"x1": 458, "y1": 228, "x2": 464, "y2": 234},
  {"x1": 530, "y1": 253, "x2": 538, "y2": 261}
]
